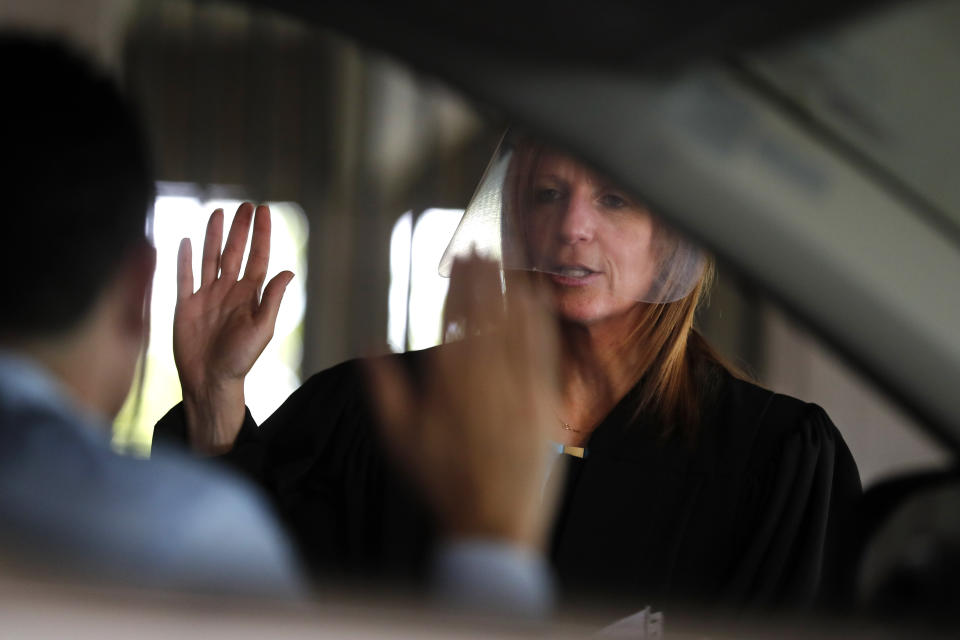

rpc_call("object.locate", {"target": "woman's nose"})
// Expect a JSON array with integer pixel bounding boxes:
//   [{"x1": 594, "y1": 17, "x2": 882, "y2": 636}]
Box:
[{"x1": 557, "y1": 196, "x2": 596, "y2": 244}]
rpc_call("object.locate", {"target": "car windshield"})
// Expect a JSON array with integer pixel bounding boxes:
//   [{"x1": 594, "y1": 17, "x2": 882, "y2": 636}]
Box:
[{"x1": 3, "y1": 0, "x2": 958, "y2": 636}]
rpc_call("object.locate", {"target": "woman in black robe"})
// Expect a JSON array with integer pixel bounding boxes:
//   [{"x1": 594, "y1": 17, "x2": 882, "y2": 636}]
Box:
[{"x1": 156, "y1": 134, "x2": 861, "y2": 612}]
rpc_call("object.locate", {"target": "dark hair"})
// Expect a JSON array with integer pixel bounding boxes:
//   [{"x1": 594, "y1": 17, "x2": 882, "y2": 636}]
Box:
[{"x1": 1, "y1": 32, "x2": 154, "y2": 337}]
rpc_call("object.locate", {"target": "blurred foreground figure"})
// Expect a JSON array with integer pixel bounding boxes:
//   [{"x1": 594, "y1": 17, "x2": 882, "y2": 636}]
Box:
[{"x1": 0, "y1": 34, "x2": 301, "y2": 595}]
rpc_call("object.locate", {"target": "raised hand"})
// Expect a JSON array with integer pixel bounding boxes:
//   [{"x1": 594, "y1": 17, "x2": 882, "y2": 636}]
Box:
[
  {"x1": 173, "y1": 202, "x2": 294, "y2": 455},
  {"x1": 368, "y1": 257, "x2": 561, "y2": 551}
]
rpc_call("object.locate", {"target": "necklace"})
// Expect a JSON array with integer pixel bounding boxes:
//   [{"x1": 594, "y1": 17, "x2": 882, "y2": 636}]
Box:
[{"x1": 558, "y1": 418, "x2": 584, "y2": 433}]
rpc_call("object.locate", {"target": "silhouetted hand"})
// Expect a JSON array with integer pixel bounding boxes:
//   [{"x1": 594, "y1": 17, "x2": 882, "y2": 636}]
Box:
[
  {"x1": 174, "y1": 202, "x2": 293, "y2": 455},
  {"x1": 368, "y1": 257, "x2": 561, "y2": 551}
]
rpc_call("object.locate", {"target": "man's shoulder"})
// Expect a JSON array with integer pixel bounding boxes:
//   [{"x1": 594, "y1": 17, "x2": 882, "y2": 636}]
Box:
[
  {"x1": 0, "y1": 405, "x2": 300, "y2": 594},
  {"x1": 0, "y1": 398, "x2": 254, "y2": 511},
  {"x1": 144, "y1": 446, "x2": 303, "y2": 588}
]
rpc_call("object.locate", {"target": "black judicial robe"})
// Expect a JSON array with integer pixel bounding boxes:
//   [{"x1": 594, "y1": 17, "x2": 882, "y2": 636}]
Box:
[{"x1": 154, "y1": 347, "x2": 862, "y2": 609}]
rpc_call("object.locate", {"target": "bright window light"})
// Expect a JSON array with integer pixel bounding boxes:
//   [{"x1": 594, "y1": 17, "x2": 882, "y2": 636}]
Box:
[
  {"x1": 390, "y1": 208, "x2": 463, "y2": 352},
  {"x1": 388, "y1": 211, "x2": 413, "y2": 352}
]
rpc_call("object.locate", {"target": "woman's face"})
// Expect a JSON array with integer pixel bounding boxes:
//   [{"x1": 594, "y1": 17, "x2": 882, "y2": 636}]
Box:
[{"x1": 521, "y1": 151, "x2": 657, "y2": 325}]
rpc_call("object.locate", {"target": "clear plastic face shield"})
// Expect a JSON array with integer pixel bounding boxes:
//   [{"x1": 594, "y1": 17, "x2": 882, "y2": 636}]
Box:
[{"x1": 440, "y1": 132, "x2": 706, "y2": 305}]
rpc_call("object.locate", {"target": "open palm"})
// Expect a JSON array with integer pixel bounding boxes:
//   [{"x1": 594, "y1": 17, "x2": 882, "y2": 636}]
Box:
[{"x1": 173, "y1": 202, "x2": 293, "y2": 453}]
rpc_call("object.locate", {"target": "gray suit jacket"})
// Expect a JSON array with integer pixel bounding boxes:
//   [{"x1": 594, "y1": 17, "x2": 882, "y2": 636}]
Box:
[{"x1": 0, "y1": 354, "x2": 303, "y2": 596}]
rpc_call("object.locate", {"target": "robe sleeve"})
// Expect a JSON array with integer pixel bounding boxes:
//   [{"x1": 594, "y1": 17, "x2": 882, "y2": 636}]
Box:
[
  {"x1": 151, "y1": 362, "x2": 365, "y2": 482},
  {"x1": 725, "y1": 398, "x2": 862, "y2": 608},
  {"x1": 152, "y1": 404, "x2": 256, "y2": 451}
]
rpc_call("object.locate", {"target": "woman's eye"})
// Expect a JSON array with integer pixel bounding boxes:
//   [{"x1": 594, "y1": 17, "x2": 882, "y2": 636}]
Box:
[
  {"x1": 599, "y1": 194, "x2": 627, "y2": 209},
  {"x1": 534, "y1": 188, "x2": 563, "y2": 204}
]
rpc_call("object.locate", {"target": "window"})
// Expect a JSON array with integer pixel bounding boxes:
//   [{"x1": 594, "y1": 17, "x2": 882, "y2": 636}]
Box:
[
  {"x1": 388, "y1": 208, "x2": 464, "y2": 352},
  {"x1": 112, "y1": 186, "x2": 308, "y2": 454}
]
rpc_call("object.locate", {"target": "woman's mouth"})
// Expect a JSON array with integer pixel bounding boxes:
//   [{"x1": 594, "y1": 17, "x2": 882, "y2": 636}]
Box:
[{"x1": 545, "y1": 265, "x2": 601, "y2": 286}]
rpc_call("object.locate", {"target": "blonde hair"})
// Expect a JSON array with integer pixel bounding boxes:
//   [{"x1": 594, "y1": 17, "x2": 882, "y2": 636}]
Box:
[
  {"x1": 504, "y1": 136, "x2": 735, "y2": 439},
  {"x1": 622, "y1": 260, "x2": 722, "y2": 439}
]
